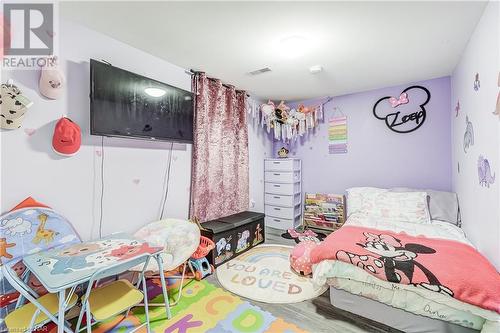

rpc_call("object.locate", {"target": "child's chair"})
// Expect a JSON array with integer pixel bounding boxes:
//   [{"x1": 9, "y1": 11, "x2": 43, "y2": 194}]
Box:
[
  {"x1": 1, "y1": 263, "x2": 79, "y2": 333},
  {"x1": 0, "y1": 201, "x2": 82, "y2": 333},
  {"x1": 133, "y1": 218, "x2": 200, "y2": 310},
  {"x1": 74, "y1": 253, "x2": 153, "y2": 333}
]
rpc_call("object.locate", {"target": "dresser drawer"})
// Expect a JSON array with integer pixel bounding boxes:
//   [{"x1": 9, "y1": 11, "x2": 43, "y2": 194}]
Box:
[
  {"x1": 265, "y1": 216, "x2": 301, "y2": 230},
  {"x1": 264, "y1": 193, "x2": 301, "y2": 207},
  {"x1": 264, "y1": 182, "x2": 300, "y2": 195},
  {"x1": 265, "y1": 171, "x2": 300, "y2": 183},
  {"x1": 265, "y1": 205, "x2": 301, "y2": 219},
  {"x1": 265, "y1": 159, "x2": 300, "y2": 171}
]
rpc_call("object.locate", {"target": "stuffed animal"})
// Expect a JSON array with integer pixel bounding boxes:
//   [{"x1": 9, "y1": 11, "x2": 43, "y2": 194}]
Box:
[
  {"x1": 277, "y1": 147, "x2": 289, "y2": 158},
  {"x1": 260, "y1": 101, "x2": 276, "y2": 130},
  {"x1": 290, "y1": 241, "x2": 318, "y2": 276},
  {"x1": 275, "y1": 101, "x2": 290, "y2": 124}
]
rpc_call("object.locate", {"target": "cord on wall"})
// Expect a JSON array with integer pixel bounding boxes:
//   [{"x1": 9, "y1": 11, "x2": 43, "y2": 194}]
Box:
[
  {"x1": 159, "y1": 141, "x2": 174, "y2": 220},
  {"x1": 99, "y1": 136, "x2": 105, "y2": 238}
]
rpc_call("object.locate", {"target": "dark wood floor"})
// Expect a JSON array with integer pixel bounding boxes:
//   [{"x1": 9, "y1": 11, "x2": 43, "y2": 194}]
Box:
[{"x1": 206, "y1": 227, "x2": 402, "y2": 333}]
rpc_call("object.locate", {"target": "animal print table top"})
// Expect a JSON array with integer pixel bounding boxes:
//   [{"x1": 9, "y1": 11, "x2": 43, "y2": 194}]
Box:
[{"x1": 23, "y1": 233, "x2": 162, "y2": 292}]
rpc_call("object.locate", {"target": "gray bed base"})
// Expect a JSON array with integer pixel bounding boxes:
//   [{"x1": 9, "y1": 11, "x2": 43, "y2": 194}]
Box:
[{"x1": 330, "y1": 287, "x2": 478, "y2": 333}]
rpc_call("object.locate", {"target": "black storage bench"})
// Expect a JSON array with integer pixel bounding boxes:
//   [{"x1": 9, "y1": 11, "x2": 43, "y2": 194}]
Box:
[{"x1": 201, "y1": 211, "x2": 265, "y2": 267}]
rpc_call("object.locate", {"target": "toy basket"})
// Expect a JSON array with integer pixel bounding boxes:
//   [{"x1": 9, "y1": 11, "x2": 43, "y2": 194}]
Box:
[{"x1": 191, "y1": 236, "x2": 215, "y2": 259}]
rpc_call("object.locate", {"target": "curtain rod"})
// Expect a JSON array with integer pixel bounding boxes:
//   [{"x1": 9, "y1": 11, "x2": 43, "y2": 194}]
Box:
[{"x1": 187, "y1": 69, "x2": 249, "y2": 97}]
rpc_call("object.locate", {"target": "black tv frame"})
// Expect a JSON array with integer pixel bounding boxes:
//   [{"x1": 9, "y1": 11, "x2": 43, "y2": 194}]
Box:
[{"x1": 89, "y1": 59, "x2": 194, "y2": 144}]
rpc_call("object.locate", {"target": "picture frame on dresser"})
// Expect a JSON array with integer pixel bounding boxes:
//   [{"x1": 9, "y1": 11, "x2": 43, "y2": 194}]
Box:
[{"x1": 264, "y1": 158, "x2": 302, "y2": 230}]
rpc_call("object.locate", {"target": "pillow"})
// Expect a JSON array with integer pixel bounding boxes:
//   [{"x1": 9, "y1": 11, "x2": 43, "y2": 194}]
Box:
[
  {"x1": 360, "y1": 191, "x2": 431, "y2": 224},
  {"x1": 391, "y1": 188, "x2": 459, "y2": 225},
  {"x1": 346, "y1": 187, "x2": 387, "y2": 217}
]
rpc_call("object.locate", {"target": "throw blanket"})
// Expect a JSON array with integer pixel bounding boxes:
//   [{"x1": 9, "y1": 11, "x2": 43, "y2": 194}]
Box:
[{"x1": 310, "y1": 225, "x2": 500, "y2": 314}]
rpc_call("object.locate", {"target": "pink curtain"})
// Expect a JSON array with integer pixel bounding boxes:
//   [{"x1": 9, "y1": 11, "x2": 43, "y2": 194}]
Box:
[{"x1": 190, "y1": 73, "x2": 249, "y2": 222}]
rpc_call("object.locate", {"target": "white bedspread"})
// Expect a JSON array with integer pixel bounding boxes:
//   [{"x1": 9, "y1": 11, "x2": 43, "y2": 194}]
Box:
[{"x1": 312, "y1": 213, "x2": 500, "y2": 332}]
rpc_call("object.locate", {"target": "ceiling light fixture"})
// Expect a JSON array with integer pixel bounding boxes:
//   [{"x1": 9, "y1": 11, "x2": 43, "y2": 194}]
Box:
[
  {"x1": 309, "y1": 65, "x2": 323, "y2": 74},
  {"x1": 144, "y1": 87, "x2": 166, "y2": 97}
]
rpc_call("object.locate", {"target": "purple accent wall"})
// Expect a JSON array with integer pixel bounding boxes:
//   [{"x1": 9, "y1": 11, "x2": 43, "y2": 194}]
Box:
[{"x1": 273, "y1": 76, "x2": 452, "y2": 195}]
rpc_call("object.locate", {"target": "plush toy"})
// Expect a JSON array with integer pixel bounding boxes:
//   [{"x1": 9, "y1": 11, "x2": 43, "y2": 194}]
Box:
[
  {"x1": 275, "y1": 101, "x2": 290, "y2": 124},
  {"x1": 290, "y1": 240, "x2": 318, "y2": 276},
  {"x1": 277, "y1": 147, "x2": 289, "y2": 158},
  {"x1": 260, "y1": 101, "x2": 276, "y2": 131}
]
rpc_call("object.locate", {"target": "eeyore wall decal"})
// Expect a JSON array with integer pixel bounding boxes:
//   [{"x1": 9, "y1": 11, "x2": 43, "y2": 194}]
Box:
[{"x1": 478, "y1": 155, "x2": 495, "y2": 187}]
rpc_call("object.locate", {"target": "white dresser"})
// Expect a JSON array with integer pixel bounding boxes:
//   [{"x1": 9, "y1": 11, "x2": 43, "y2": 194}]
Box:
[{"x1": 264, "y1": 158, "x2": 302, "y2": 230}]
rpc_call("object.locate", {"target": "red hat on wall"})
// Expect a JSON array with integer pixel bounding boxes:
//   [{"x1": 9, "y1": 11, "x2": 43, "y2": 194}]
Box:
[{"x1": 52, "y1": 117, "x2": 81, "y2": 156}]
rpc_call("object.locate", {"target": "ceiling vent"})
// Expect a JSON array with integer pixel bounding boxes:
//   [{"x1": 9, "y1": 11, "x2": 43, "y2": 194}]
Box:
[{"x1": 247, "y1": 67, "x2": 271, "y2": 76}]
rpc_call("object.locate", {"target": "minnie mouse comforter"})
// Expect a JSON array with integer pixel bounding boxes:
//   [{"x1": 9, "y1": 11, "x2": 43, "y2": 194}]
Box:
[{"x1": 310, "y1": 225, "x2": 500, "y2": 314}]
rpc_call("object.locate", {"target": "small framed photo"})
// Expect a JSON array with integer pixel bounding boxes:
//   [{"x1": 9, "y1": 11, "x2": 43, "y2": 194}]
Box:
[{"x1": 303, "y1": 193, "x2": 345, "y2": 232}]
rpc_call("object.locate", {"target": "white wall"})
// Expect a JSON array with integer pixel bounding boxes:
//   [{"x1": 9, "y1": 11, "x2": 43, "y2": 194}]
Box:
[
  {"x1": 451, "y1": 1, "x2": 499, "y2": 269},
  {"x1": 1, "y1": 19, "x2": 270, "y2": 240},
  {"x1": 248, "y1": 111, "x2": 273, "y2": 212}
]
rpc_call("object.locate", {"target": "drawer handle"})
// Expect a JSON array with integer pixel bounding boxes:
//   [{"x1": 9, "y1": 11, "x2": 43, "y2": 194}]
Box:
[
  {"x1": 273, "y1": 162, "x2": 280, "y2": 164},
  {"x1": 273, "y1": 173, "x2": 281, "y2": 176},
  {"x1": 273, "y1": 185, "x2": 281, "y2": 187},
  {"x1": 274, "y1": 219, "x2": 281, "y2": 222},
  {"x1": 273, "y1": 196, "x2": 280, "y2": 199},
  {"x1": 274, "y1": 208, "x2": 281, "y2": 210}
]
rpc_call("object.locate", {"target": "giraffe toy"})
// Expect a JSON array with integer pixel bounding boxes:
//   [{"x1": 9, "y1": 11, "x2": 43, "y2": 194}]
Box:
[{"x1": 32, "y1": 213, "x2": 57, "y2": 245}]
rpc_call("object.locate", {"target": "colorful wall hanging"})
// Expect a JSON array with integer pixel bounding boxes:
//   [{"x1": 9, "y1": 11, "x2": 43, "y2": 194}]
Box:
[
  {"x1": 328, "y1": 108, "x2": 348, "y2": 154},
  {"x1": 463, "y1": 115, "x2": 474, "y2": 153},
  {"x1": 255, "y1": 98, "x2": 331, "y2": 143},
  {"x1": 373, "y1": 85, "x2": 431, "y2": 133}
]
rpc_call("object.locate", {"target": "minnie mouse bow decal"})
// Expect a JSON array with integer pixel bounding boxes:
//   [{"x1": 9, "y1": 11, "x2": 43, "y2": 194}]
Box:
[{"x1": 373, "y1": 85, "x2": 431, "y2": 133}]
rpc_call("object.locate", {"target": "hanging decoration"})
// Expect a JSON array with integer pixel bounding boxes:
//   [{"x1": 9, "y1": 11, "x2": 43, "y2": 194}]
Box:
[
  {"x1": 373, "y1": 85, "x2": 430, "y2": 134},
  {"x1": 463, "y1": 115, "x2": 474, "y2": 153},
  {"x1": 473, "y1": 73, "x2": 480, "y2": 91},
  {"x1": 0, "y1": 79, "x2": 33, "y2": 130},
  {"x1": 251, "y1": 97, "x2": 331, "y2": 142},
  {"x1": 478, "y1": 155, "x2": 495, "y2": 187},
  {"x1": 328, "y1": 108, "x2": 348, "y2": 154}
]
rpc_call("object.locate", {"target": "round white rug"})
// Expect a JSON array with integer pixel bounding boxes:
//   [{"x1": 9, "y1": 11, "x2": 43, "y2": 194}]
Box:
[{"x1": 216, "y1": 244, "x2": 327, "y2": 303}]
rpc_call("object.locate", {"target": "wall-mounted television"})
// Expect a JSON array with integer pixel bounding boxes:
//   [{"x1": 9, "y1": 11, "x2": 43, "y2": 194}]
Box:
[{"x1": 90, "y1": 59, "x2": 194, "y2": 143}]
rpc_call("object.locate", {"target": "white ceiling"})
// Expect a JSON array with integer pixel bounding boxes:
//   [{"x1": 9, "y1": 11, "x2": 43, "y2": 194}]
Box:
[{"x1": 61, "y1": 1, "x2": 487, "y2": 101}]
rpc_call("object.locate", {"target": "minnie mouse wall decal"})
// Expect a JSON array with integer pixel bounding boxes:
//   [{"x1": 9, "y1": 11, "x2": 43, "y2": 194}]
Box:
[{"x1": 373, "y1": 85, "x2": 431, "y2": 133}]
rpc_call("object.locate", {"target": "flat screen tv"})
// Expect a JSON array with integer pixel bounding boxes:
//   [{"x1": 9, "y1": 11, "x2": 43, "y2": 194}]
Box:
[{"x1": 90, "y1": 59, "x2": 194, "y2": 143}]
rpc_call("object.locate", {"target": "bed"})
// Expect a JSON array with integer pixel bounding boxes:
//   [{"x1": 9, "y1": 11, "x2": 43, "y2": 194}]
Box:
[{"x1": 309, "y1": 187, "x2": 500, "y2": 333}]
